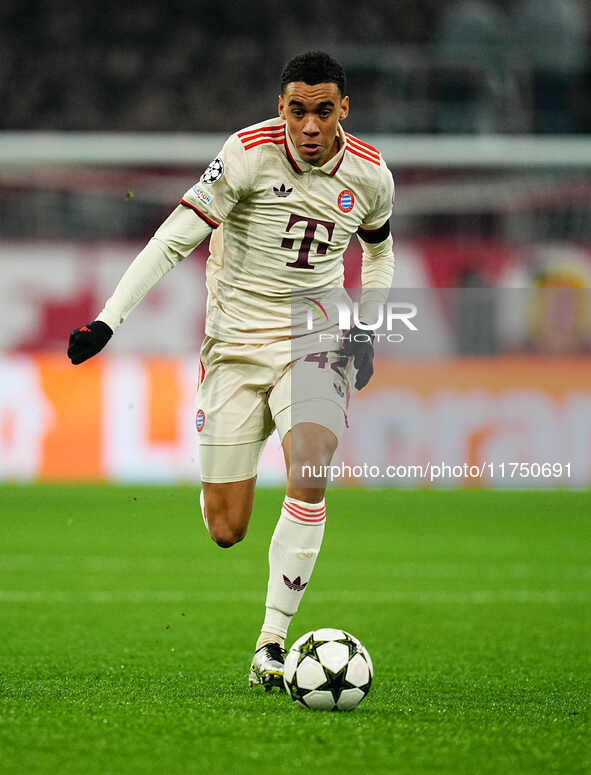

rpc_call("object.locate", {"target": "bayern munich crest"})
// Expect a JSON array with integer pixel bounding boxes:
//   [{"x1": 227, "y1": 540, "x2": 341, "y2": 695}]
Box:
[
  {"x1": 338, "y1": 189, "x2": 355, "y2": 213},
  {"x1": 195, "y1": 409, "x2": 205, "y2": 432},
  {"x1": 200, "y1": 158, "x2": 224, "y2": 184}
]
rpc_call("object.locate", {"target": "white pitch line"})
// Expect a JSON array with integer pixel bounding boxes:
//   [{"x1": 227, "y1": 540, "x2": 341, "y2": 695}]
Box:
[
  {"x1": 0, "y1": 589, "x2": 589, "y2": 604},
  {"x1": 1, "y1": 555, "x2": 589, "y2": 579},
  {"x1": 0, "y1": 554, "x2": 254, "y2": 574}
]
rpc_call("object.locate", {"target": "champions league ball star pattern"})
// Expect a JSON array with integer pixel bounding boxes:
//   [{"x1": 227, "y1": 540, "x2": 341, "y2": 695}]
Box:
[
  {"x1": 283, "y1": 628, "x2": 373, "y2": 710},
  {"x1": 200, "y1": 158, "x2": 224, "y2": 184}
]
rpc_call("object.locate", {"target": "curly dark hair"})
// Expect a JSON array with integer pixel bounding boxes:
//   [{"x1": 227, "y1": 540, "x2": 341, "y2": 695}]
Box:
[{"x1": 280, "y1": 51, "x2": 346, "y2": 96}]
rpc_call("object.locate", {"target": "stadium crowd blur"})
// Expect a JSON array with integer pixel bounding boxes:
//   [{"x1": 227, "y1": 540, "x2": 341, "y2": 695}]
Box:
[
  {"x1": 2, "y1": 0, "x2": 591, "y2": 358},
  {"x1": 2, "y1": 0, "x2": 590, "y2": 134}
]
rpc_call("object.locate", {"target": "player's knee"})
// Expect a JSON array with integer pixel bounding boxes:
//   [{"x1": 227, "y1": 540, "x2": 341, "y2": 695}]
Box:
[
  {"x1": 200, "y1": 479, "x2": 254, "y2": 548},
  {"x1": 205, "y1": 508, "x2": 249, "y2": 548},
  {"x1": 209, "y1": 523, "x2": 246, "y2": 548},
  {"x1": 289, "y1": 437, "x2": 336, "y2": 489}
]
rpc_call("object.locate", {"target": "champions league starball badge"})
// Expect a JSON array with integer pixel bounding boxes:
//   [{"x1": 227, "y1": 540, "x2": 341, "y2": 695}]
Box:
[{"x1": 200, "y1": 158, "x2": 224, "y2": 184}]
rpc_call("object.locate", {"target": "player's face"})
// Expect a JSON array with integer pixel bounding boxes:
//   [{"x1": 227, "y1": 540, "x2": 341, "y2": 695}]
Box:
[{"x1": 279, "y1": 82, "x2": 349, "y2": 167}]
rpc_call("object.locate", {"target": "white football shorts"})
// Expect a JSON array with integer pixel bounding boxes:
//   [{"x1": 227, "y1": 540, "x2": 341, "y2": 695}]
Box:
[{"x1": 195, "y1": 335, "x2": 353, "y2": 482}]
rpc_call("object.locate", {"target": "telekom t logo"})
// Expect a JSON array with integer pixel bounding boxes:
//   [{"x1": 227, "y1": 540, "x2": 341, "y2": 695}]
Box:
[{"x1": 281, "y1": 213, "x2": 335, "y2": 269}]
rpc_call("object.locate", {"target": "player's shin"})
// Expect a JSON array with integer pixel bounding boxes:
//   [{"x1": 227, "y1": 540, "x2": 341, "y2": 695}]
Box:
[{"x1": 257, "y1": 495, "x2": 326, "y2": 650}]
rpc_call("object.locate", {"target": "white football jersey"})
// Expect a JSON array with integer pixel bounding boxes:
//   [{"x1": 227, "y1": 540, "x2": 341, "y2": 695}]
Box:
[{"x1": 181, "y1": 117, "x2": 394, "y2": 342}]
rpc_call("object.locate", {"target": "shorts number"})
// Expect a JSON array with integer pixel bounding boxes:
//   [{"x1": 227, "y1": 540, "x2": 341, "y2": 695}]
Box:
[
  {"x1": 304, "y1": 351, "x2": 346, "y2": 376},
  {"x1": 304, "y1": 352, "x2": 329, "y2": 369}
]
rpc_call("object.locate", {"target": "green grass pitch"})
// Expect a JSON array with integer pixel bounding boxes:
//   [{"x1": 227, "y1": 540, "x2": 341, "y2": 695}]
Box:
[{"x1": 1, "y1": 485, "x2": 590, "y2": 774}]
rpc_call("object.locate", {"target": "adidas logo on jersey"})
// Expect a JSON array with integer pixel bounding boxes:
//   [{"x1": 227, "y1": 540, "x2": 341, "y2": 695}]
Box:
[
  {"x1": 273, "y1": 183, "x2": 293, "y2": 198},
  {"x1": 283, "y1": 574, "x2": 307, "y2": 591}
]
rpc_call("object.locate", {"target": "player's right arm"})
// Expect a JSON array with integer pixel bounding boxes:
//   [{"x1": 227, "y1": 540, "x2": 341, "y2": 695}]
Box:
[
  {"x1": 68, "y1": 135, "x2": 250, "y2": 365},
  {"x1": 67, "y1": 206, "x2": 213, "y2": 364}
]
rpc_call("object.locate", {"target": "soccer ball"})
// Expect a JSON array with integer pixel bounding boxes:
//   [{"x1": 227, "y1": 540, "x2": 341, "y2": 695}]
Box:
[{"x1": 283, "y1": 628, "x2": 373, "y2": 711}]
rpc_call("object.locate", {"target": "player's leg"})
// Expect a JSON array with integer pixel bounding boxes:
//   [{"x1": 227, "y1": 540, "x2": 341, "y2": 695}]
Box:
[
  {"x1": 252, "y1": 350, "x2": 352, "y2": 686},
  {"x1": 196, "y1": 336, "x2": 285, "y2": 688},
  {"x1": 200, "y1": 440, "x2": 286, "y2": 689},
  {"x1": 196, "y1": 337, "x2": 274, "y2": 548},
  {"x1": 249, "y1": 338, "x2": 352, "y2": 689},
  {"x1": 254, "y1": 418, "x2": 338, "y2": 652},
  {"x1": 199, "y1": 439, "x2": 266, "y2": 547},
  {"x1": 250, "y1": 421, "x2": 338, "y2": 688},
  {"x1": 200, "y1": 477, "x2": 256, "y2": 548}
]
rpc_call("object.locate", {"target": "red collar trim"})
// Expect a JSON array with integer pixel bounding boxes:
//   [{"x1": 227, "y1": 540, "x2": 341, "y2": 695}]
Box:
[
  {"x1": 284, "y1": 132, "x2": 303, "y2": 174},
  {"x1": 328, "y1": 151, "x2": 345, "y2": 176},
  {"x1": 283, "y1": 124, "x2": 347, "y2": 175}
]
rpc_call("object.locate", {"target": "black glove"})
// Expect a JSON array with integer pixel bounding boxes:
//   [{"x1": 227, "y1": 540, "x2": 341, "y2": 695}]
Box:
[
  {"x1": 340, "y1": 325, "x2": 375, "y2": 390},
  {"x1": 67, "y1": 320, "x2": 113, "y2": 364}
]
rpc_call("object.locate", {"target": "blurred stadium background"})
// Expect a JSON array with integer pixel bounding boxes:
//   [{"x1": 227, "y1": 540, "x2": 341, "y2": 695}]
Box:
[{"x1": 1, "y1": 0, "x2": 591, "y2": 487}]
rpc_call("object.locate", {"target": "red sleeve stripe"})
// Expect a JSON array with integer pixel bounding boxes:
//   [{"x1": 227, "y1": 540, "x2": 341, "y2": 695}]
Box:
[
  {"x1": 346, "y1": 137, "x2": 380, "y2": 162},
  {"x1": 240, "y1": 128, "x2": 284, "y2": 144},
  {"x1": 242, "y1": 137, "x2": 285, "y2": 151},
  {"x1": 346, "y1": 146, "x2": 380, "y2": 166},
  {"x1": 243, "y1": 139, "x2": 285, "y2": 151},
  {"x1": 240, "y1": 133, "x2": 285, "y2": 147},
  {"x1": 345, "y1": 132, "x2": 380, "y2": 158},
  {"x1": 238, "y1": 125, "x2": 285, "y2": 139},
  {"x1": 180, "y1": 199, "x2": 219, "y2": 228},
  {"x1": 347, "y1": 139, "x2": 380, "y2": 162}
]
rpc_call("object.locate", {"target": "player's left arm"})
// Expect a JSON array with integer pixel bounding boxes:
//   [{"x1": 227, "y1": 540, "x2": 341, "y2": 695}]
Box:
[{"x1": 341, "y1": 163, "x2": 395, "y2": 390}]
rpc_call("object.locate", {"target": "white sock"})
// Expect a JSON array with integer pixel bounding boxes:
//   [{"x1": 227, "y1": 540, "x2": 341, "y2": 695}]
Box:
[
  {"x1": 261, "y1": 495, "x2": 326, "y2": 640},
  {"x1": 255, "y1": 631, "x2": 285, "y2": 650}
]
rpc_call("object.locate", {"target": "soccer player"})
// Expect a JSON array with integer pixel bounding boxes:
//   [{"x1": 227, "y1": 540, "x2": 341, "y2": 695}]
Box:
[{"x1": 67, "y1": 51, "x2": 395, "y2": 690}]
